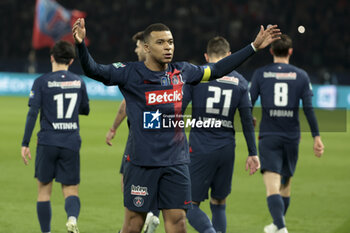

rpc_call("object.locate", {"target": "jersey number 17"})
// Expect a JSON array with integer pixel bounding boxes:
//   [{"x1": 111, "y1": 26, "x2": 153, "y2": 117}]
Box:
[{"x1": 53, "y1": 93, "x2": 78, "y2": 119}]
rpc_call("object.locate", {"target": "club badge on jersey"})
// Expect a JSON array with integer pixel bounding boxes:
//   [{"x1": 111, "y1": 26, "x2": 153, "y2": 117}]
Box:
[{"x1": 161, "y1": 75, "x2": 169, "y2": 86}]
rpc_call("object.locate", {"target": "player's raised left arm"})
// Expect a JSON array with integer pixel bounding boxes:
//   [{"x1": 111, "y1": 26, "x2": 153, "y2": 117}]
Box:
[
  {"x1": 252, "y1": 25, "x2": 281, "y2": 51},
  {"x1": 200, "y1": 25, "x2": 281, "y2": 83}
]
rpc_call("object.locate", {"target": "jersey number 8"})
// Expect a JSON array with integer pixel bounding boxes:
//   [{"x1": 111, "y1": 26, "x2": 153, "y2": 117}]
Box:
[{"x1": 274, "y1": 83, "x2": 288, "y2": 107}]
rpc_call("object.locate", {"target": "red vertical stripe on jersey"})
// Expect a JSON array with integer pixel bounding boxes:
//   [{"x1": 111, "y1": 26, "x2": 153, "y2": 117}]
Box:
[{"x1": 167, "y1": 69, "x2": 184, "y2": 142}]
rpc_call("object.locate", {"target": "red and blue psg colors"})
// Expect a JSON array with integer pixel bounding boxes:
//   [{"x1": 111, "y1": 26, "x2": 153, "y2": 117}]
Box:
[
  {"x1": 250, "y1": 63, "x2": 319, "y2": 140},
  {"x1": 23, "y1": 70, "x2": 89, "y2": 152},
  {"x1": 77, "y1": 41, "x2": 256, "y2": 166}
]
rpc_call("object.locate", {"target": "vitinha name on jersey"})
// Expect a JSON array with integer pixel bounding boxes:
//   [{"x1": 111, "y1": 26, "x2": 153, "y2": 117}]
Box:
[{"x1": 52, "y1": 122, "x2": 78, "y2": 130}]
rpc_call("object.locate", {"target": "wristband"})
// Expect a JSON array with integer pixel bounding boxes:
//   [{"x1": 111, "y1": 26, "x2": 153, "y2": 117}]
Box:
[{"x1": 251, "y1": 42, "x2": 258, "y2": 52}]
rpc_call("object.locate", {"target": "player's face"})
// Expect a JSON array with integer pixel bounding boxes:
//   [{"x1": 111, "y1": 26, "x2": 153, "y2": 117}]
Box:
[
  {"x1": 135, "y1": 40, "x2": 146, "y2": 62},
  {"x1": 146, "y1": 31, "x2": 174, "y2": 64}
]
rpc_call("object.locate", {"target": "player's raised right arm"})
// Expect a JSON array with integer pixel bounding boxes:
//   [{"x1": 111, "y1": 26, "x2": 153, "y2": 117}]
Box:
[{"x1": 72, "y1": 18, "x2": 115, "y2": 85}]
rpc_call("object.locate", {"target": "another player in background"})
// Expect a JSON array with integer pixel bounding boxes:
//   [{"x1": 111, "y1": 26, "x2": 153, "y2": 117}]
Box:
[
  {"x1": 73, "y1": 18, "x2": 280, "y2": 233},
  {"x1": 21, "y1": 41, "x2": 90, "y2": 233},
  {"x1": 249, "y1": 34, "x2": 324, "y2": 233},
  {"x1": 105, "y1": 31, "x2": 160, "y2": 233},
  {"x1": 185, "y1": 36, "x2": 260, "y2": 233}
]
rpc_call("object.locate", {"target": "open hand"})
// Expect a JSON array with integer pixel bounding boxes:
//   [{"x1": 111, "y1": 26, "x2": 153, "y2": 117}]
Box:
[
  {"x1": 72, "y1": 18, "x2": 86, "y2": 44},
  {"x1": 252, "y1": 25, "x2": 281, "y2": 50}
]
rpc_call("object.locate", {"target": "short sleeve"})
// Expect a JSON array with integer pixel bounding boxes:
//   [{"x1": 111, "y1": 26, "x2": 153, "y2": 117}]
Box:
[{"x1": 28, "y1": 78, "x2": 42, "y2": 108}]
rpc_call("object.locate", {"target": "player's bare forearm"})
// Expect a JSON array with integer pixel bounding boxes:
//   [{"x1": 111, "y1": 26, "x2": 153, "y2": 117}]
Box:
[
  {"x1": 112, "y1": 100, "x2": 127, "y2": 130},
  {"x1": 106, "y1": 100, "x2": 127, "y2": 146}
]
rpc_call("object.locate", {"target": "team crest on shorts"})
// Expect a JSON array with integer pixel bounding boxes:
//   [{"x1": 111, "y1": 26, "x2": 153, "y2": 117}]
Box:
[{"x1": 133, "y1": 196, "x2": 144, "y2": 207}]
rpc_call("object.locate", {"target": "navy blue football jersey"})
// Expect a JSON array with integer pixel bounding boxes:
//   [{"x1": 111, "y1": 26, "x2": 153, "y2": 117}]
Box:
[
  {"x1": 188, "y1": 70, "x2": 252, "y2": 154},
  {"x1": 29, "y1": 70, "x2": 89, "y2": 151},
  {"x1": 97, "y1": 61, "x2": 207, "y2": 166},
  {"x1": 77, "y1": 41, "x2": 256, "y2": 166},
  {"x1": 249, "y1": 63, "x2": 313, "y2": 139}
]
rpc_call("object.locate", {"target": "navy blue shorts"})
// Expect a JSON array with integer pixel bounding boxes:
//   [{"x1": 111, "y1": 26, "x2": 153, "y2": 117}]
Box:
[
  {"x1": 119, "y1": 133, "x2": 132, "y2": 174},
  {"x1": 259, "y1": 136, "x2": 299, "y2": 177},
  {"x1": 123, "y1": 161, "x2": 192, "y2": 212},
  {"x1": 189, "y1": 143, "x2": 235, "y2": 202},
  {"x1": 119, "y1": 154, "x2": 126, "y2": 174},
  {"x1": 35, "y1": 144, "x2": 80, "y2": 185}
]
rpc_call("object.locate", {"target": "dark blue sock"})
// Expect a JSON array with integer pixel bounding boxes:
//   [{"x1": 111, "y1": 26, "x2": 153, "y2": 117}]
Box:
[
  {"x1": 151, "y1": 209, "x2": 160, "y2": 217},
  {"x1": 282, "y1": 196, "x2": 290, "y2": 215},
  {"x1": 37, "y1": 201, "x2": 51, "y2": 233},
  {"x1": 210, "y1": 203, "x2": 226, "y2": 233},
  {"x1": 65, "y1": 196, "x2": 80, "y2": 219},
  {"x1": 210, "y1": 203, "x2": 227, "y2": 233},
  {"x1": 187, "y1": 204, "x2": 216, "y2": 233},
  {"x1": 267, "y1": 194, "x2": 285, "y2": 229}
]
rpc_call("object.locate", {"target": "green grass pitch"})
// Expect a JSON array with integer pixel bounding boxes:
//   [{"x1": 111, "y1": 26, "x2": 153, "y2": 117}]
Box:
[{"x1": 0, "y1": 96, "x2": 349, "y2": 233}]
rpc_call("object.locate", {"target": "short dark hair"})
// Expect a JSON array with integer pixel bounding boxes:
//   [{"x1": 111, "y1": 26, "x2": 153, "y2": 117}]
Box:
[
  {"x1": 50, "y1": 40, "x2": 75, "y2": 65},
  {"x1": 271, "y1": 34, "x2": 293, "y2": 57},
  {"x1": 132, "y1": 31, "x2": 144, "y2": 42},
  {"x1": 143, "y1": 23, "x2": 170, "y2": 42},
  {"x1": 207, "y1": 36, "x2": 230, "y2": 57}
]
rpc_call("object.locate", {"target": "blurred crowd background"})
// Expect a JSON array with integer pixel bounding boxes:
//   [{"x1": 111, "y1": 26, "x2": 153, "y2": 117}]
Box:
[{"x1": 0, "y1": 0, "x2": 349, "y2": 84}]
